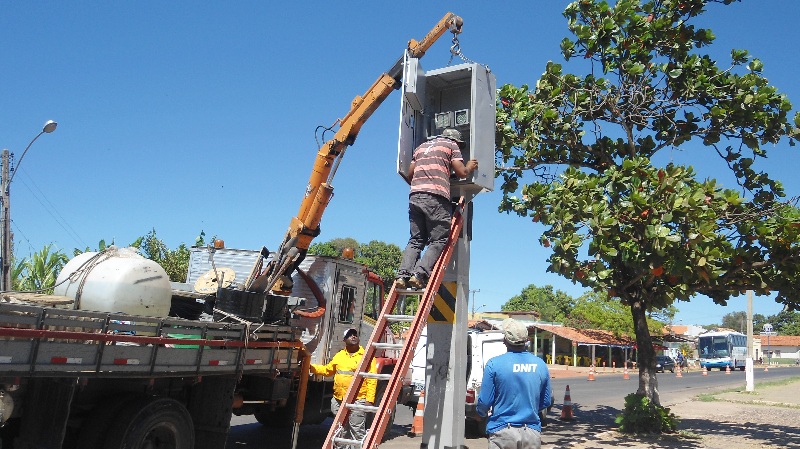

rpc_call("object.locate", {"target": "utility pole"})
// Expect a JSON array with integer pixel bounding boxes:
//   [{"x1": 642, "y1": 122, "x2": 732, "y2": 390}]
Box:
[
  {"x1": 1, "y1": 120, "x2": 58, "y2": 291},
  {"x1": 1, "y1": 149, "x2": 12, "y2": 292},
  {"x1": 469, "y1": 288, "x2": 480, "y2": 318}
]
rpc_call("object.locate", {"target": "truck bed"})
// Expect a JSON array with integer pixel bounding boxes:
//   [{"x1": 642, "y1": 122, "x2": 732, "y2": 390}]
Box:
[{"x1": 0, "y1": 302, "x2": 302, "y2": 379}]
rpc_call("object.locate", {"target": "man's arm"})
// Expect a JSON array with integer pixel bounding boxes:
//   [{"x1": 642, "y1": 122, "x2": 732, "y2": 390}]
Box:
[
  {"x1": 539, "y1": 366, "x2": 552, "y2": 411},
  {"x1": 452, "y1": 159, "x2": 478, "y2": 179},
  {"x1": 476, "y1": 360, "x2": 495, "y2": 417},
  {"x1": 310, "y1": 351, "x2": 340, "y2": 376}
]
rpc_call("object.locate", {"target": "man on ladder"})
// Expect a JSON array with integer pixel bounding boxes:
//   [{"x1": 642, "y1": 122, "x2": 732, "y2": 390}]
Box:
[{"x1": 395, "y1": 127, "x2": 478, "y2": 290}]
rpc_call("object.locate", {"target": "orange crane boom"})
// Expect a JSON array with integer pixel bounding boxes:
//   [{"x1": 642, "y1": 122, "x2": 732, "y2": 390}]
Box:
[{"x1": 248, "y1": 13, "x2": 463, "y2": 295}]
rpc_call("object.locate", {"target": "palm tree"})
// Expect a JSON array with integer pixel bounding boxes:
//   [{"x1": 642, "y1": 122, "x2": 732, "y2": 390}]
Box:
[{"x1": 13, "y1": 244, "x2": 68, "y2": 293}]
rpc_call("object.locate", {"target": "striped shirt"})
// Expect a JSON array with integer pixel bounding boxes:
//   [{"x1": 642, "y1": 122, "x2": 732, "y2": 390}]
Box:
[{"x1": 410, "y1": 137, "x2": 464, "y2": 199}]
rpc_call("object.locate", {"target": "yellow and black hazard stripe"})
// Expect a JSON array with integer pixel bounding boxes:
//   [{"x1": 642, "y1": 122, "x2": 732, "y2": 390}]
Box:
[{"x1": 428, "y1": 282, "x2": 457, "y2": 324}]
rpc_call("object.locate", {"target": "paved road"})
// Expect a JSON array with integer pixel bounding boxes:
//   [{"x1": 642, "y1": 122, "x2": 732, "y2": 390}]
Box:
[{"x1": 226, "y1": 366, "x2": 800, "y2": 448}]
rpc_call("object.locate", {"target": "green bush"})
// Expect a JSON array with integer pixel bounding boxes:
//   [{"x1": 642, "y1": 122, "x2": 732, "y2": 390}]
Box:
[{"x1": 615, "y1": 393, "x2": 679, "y2": 434}]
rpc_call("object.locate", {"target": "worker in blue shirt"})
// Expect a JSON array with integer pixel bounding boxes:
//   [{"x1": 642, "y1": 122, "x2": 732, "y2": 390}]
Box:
[{"x1": 477, "y1": 318, "x2": 551, "y2": 449}]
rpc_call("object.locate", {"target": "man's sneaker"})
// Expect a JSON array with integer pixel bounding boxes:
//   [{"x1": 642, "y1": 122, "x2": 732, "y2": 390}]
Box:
[
  {"x1": 394, "y1": 277, "x2": 407, "y2": 289},
  {"x1": 408, "y1": 275, "x2": 426, "y2": 290}
]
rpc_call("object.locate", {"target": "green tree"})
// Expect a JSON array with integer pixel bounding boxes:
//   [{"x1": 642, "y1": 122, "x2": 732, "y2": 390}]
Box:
[
  {"x1": 132, "y1": 229, "x2": 190, "y2": 282},
  {"x1": 73, "y1": 239, "x2": 115, "y2": 256},
  {"x1": 767, "y1": 309, "x2": 800, "y2": 336},
  {"x1": 502, "y1": 284, "x2": 575, "y2": 322},
  {"x1": 495, "y1": 0, "x2": 800, "y2": 416},
  {"x1": 307, "y1": 241, "x2": 341, "y2": 257},
  {"x1": 721, "y1": 311, "x2": 748, "y2": 332},
  {"x1": 13, "y1": 244, "x2": 69, "y2": 293},
  {"x1": 309, "y1": 237, "x2": 403, "y2": 292},
  {"x1": 355, "y1": 240, "x2": 403, "y2": 292}
]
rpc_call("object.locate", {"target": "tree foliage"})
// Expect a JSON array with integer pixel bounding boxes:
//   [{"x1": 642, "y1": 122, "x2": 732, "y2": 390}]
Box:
[
  {"x1": 309, "y1": 237, "x2": 402, "y2": 292},
  {"x1": 502, "y1": 284, "x2": 575, "y2": 322},
  {"x1": 767, "y1": 309, "x2": 800, "y2": 336},
  {"x1": 495, "y1": 0, "x2": 800, "y2": 413},
  {"x1": 12, "y1": 244, "x2": 68, "y2": 293},
  {"x1": 131, "y1": 229, "x2": 191, "y2": 282},
  {"x1": 570, "y1": 290, "x2": 664, "y2": 337},
  {"x1": 718, "y1": 310, "x2": 769, "y2": 333}
]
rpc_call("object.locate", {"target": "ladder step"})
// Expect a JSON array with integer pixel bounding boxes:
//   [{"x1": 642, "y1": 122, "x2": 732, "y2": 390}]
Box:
[
  {"x1": 360, "y1": 372, "x2": 392, "y2": 380},
  {"x1": 372, "y1": 342, "x2": 404, "y2": 350},
  {"x1": 346, "y1": 403, "x2": 380, "y2": 413},
  {"x1": 384, "y1": 314, "x2": 415, "y2": 322},
  {"x1": 333, "y1": 437, "x2": 363, "y2": 447},
  {"x1": 396, "y1": 288, "x2": 425, "y2": 295}
]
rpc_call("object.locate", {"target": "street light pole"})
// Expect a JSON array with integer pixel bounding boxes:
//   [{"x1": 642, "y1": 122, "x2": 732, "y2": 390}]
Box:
[
  {"x1": 469, "y1": 288, "x2": 480, "y2": 319},
  {"x1": 1, "y1": 120, "x2": 58, "y2": 292}
]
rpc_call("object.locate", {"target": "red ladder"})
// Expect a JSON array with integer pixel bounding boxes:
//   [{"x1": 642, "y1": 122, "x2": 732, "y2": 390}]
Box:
[{"x1": 321, "y1": 199, "x2": 466, "y2": 449}]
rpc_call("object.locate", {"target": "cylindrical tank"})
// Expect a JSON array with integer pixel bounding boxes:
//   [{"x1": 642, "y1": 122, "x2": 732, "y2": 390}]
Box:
[{"x1": 54, "y1": 247, "x2": 172, "y2": 317}]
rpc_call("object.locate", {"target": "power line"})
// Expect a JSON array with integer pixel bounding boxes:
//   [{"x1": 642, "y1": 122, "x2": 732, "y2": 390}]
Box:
[{"x1": 16, "y1": 168, "x2": 88, "y2": 249}]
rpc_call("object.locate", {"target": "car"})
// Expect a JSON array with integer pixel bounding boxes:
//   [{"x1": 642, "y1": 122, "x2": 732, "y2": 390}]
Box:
[{"x1": 656, "y1": 355, "x2": 676, "y2": 373}]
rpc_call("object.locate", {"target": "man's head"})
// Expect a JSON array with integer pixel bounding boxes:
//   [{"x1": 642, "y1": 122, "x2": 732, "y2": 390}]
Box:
[
  {"x1": 501, "y1": 318, "x2": 529, "y2": 347},
  {"x1": 441, "y1": 128, "x2": 465, "y2": 148},
  {"x1": 343, "y1": 327, "x2": 359, "y2": 352}
]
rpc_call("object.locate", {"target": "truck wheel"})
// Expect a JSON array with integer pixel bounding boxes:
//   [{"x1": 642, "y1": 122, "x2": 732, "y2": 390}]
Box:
[
  {"x1": 254, "y1": 408, "x2": 295, "y2": 428},
  {"x1": 103, "y1": 397, "x2": 194, "y2": 449}
]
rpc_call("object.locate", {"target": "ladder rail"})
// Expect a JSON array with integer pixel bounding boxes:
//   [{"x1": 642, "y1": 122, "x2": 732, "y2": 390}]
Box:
[{"x1": 320, "y1": 198, "x2": 466, "y2": 449}]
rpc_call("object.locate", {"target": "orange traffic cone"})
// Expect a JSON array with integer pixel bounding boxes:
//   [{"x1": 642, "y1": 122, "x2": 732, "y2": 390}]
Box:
[
  {"x1": 676, "y1": 366, "x2": 683, "y2": 378},
  {"x1": 725, "y1": 365, "x2": 731, "y2": 375},
  {"x1": 623, "y1": 365, "x2": 630, "y2": 380},
  {"x1": 702, "y1": 367, "x2": 708, "y2": 376},
  {"x1": 560, "y1": 385, "x2": 574, "y2": 421},
  {"x1": 587, "y1": 365, "x2": 596, "y2": 381},
  {"x1": 409, "y1": 390, "x2": 425, "y2": 436}
]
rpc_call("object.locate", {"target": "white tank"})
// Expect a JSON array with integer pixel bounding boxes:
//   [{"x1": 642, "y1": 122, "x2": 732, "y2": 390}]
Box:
[{"x1": 54, "y1": 246, "x2": 172, "y2": 317}]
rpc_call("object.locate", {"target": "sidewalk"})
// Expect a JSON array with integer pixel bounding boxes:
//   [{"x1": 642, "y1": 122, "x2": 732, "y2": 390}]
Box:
[{"x1": 549, "y1": 366, "x2": 800, "y2": 449}]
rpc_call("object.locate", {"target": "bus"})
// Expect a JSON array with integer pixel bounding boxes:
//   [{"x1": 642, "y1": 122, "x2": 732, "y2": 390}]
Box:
[{"x1": 698, "y1": 331, "x2": 747, "y2": 371}]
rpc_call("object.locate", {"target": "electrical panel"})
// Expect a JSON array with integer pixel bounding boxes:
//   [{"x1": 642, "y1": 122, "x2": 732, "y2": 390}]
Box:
[{"x1": 398, "y1": 54, "x2": 496, "y2": 199}]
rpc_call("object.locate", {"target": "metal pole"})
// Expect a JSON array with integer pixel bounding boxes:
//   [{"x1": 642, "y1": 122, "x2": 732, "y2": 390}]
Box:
[
  {"x1": 1, "y1": 149, "x2": 10, "y2": 292},
  {"x1": 746, "y1": 290, "x2": 754, "y2": 391}
]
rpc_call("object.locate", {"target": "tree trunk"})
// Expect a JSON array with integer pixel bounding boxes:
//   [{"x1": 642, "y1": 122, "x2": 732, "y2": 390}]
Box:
[{"x1": 630, "y1": 299, "x2": 661, "y2": 405}]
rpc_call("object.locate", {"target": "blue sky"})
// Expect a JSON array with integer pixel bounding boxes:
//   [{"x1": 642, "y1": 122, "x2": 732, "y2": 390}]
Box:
[{"x1": 2, "y1": 1, "x2": 798, "y2": 326}]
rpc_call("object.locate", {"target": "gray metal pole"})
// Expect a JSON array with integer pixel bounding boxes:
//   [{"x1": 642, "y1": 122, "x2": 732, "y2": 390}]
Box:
[
  {"x1": 423, "y1": 209, "x2": 470, "y2": 449},
  {"x1": 746, "y1": 290, "x2": 754, "y2": 391},
  {"x1": 1, "y1": 149, "x2": 10, "y2": 292}
]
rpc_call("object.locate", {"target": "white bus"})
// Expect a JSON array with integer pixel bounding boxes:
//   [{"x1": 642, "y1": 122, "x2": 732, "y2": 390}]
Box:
[{"x1": 698, "y1": 331, "x2": 747, "y2": 371}]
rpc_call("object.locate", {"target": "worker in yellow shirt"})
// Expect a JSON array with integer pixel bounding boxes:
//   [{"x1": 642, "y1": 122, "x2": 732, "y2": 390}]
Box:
[{"x1": 310, "y1": 327, "x2": 377, "y2": 445}]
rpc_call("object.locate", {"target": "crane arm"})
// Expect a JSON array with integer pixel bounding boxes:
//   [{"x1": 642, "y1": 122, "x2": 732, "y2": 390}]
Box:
[{"x1": 248, "y1": 12, "x2": 463, "y2": 295}]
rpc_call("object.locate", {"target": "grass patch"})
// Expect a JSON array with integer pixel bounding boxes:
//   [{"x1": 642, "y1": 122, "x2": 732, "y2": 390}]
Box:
[
  {"x1": 676, "y1": 429, "x2": 702, "y2": 439},
  {"x1": 693, "y1": 376, "x2": 800, "y2": 407}
]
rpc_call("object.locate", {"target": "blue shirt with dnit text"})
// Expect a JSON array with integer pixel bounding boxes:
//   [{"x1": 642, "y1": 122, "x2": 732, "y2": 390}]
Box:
[{"x1": 476, "y1": 350, "x2": 551, "y2": 434}]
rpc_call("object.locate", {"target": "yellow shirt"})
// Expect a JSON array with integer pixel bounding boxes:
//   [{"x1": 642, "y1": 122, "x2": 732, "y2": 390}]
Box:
[{"x1": 310, "y1": 346, "x2": 377, "y2": 403}]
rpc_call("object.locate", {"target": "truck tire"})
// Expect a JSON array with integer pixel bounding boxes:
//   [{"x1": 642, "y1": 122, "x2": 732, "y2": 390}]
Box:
[
  {"x1": 103, "y1": 397, "x2": 194, "y2": 449},
  {"x1": 254, "y1": 407, "x2": 295, "y2": 428}
]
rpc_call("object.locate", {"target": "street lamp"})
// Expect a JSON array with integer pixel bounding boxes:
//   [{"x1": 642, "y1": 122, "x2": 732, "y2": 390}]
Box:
[{"x1": 1, "y1": 120, "x2": 58, "y2": 291}]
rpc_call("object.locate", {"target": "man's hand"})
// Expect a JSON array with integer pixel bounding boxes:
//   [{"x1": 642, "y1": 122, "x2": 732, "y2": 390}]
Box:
[{"x1": 466, "y1": 159, "x2": 478, "y2": 174}]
